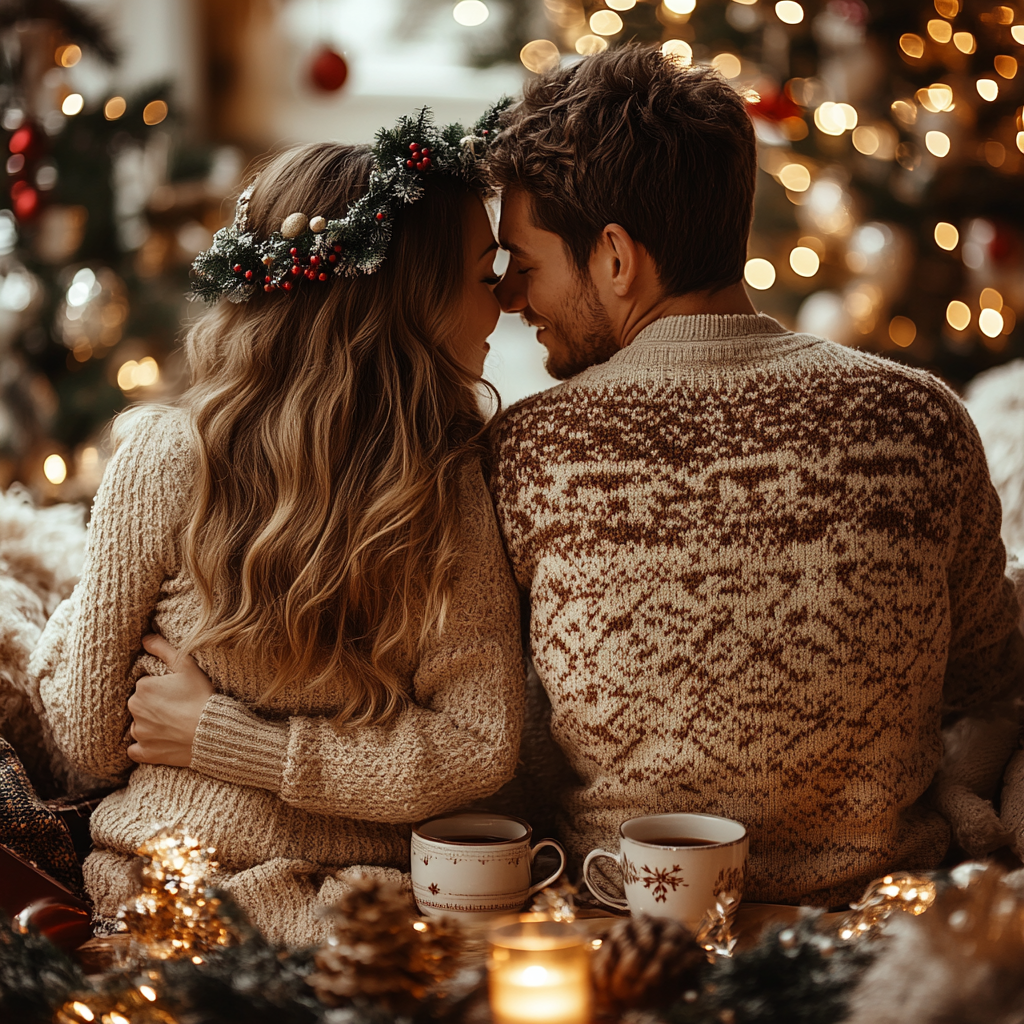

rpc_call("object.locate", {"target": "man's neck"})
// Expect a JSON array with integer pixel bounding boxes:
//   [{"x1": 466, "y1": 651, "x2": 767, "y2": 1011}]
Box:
[{"x1": 618, "y1": 282, "x2": 757, "y2": 349}]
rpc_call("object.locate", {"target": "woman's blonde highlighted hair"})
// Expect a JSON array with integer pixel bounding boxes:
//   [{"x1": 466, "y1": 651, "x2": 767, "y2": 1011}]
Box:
[{"x1": 144, "y1": 142, "x2": 490, "y2": 724}]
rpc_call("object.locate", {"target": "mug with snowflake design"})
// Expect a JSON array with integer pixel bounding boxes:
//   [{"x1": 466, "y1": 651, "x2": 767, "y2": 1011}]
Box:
[
  {"x1": 411, "y1": 812, "x2": 567, "y2": 923},
  {"x1": 582, "y1": 812, "x2": 748, "y2": 928}
]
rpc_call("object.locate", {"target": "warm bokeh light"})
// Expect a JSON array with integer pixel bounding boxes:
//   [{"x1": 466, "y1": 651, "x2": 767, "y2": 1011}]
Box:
[
  {"x1": 789, "y1": 246, "x2": 820, "y2": 277},
  {"x1": 143, "y1": 99, "x2": 169, "y2": 125},
  {"x1": 980, "y1": 287, "x2": 1003, "y2": 310},
  {"x1": 852, "y1": 126, "x2": 879, "y2": 155},
  {"x1": 946, "y1": 300, "x2": 971, "y2": 330},
  {"x1": 104, "y1": 96, "x2": 127, "y2": 120},
  {"x1": 589, "y1": 10, "x2": 624, "y2": 34},
  {"x1": 139, "y1": 986, "x2": 157, "y2": 1002},
  {"x1": 992, "y1": 5, "x2": 1015, "y2": 23},
  {"x1": 57, "y1": 44, "x2": 82, "y2": 67},
  {"x1": 61, "y1": 93, "x2": 84, "y2": 116},
  {"x1": 575, "y1": 34, "x2": 608, "y2": 54},
  {"x1": 891, "y1": 99, "x2": 917, "y2": 124},
  {"x1": 1017, "y1": 131, "x2": 1024, "y2": 153},
  {"x1": 744, "y1": 258, "x2": 776, "y2": 290},
  {"x1": 1012, "y1": 25, "x2": 1024, "y2": 44},
  {"x1": 984, "y1": 141, "x2": 1005, "y2": 167},
  {"x1": 933, "y1": 0, "x2": 958, "y2": 15},
  {"x1": 888, "y1": 316, "x2": 916, "y2": 348},
  {"x1": 712, "y1": 52, "x2": 742, "y2": 79},
  {"x1": 994, "y1": 55, "x2": 1018, "y2": 79},
  {"x1": 775, "y1": 1, "x2": 804, "y2": 25},
  {"x1": 978, "y1": 307, "x2": 1004, "y2": 337},
  {"x1": 43, "y1": 454, "x2": 67, "y2": 485},
  {"x1": 900, "y1": 33, "x2": 925, "y2": 58},
  {"x1": 779, "y1": 163, "x2": 811, "y2": 191},
  {"x1": 453, "y1": 1, "x2": 490, "y2": 26},
  {"x1": 977, "y1": 79, "x2": 998, "y2": 101},
  {"x1": 117, "y1": 356, "x2": 160, "y2": 392},
  {"x1": 926, "y1": 19, "x2": 952, "y2": 43},
  {"x1": 953, "y1": 31, "x2": 976, "y2": 54},
  {"x1": 925, "y1": 131, "x2": 950, "y2": 157},
  {"x1": 917, "y1": 84, "x2": 953, "y2": 112},
  {"x1": 663, "y1": 0, "x2": 696, "y2": 12},
  {"x1": 934, "y1": 222, "x2": 959, "y2": 250},
  {"x1": 520, "y1": 39, "x2": 560, "y2": 73},
  {"x1": 661, "y1": 39, "x2": 693, "y2": 65},
  {"x1": 814, "y1": 102, "x2": 857, "y2": 136},
  {"x1": 607, "y1": 0, "x2": 636, "y2": 9}
]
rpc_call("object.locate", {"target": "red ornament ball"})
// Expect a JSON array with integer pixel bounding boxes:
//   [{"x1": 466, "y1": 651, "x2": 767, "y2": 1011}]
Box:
[{"x1": 310, "y1": 47, "x2": 349, "y2": 92}]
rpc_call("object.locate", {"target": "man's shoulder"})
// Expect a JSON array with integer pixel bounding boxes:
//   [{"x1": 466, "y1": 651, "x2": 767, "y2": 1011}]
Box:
[{"x1": 817, "y1": 341, "x2": 968, "y2": 425}]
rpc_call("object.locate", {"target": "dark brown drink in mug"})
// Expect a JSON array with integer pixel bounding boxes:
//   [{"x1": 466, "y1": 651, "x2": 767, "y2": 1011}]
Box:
[
  {"x1": 442, "y1": 834, "x2": 512, "y2": 844},
  {"x1": 640, "y1": 836, "x2": 719, "y2": 847}
]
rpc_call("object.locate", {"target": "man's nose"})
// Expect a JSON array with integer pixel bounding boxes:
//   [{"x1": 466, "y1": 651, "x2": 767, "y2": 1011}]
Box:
[{"x1": 494, "y1": 272, "x2": 526, "y2": 314}]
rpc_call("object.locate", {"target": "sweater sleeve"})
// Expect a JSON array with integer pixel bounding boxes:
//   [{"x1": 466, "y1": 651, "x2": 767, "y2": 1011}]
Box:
[
  {"x1": 942, "y1": 400, "x2": 1024, "y2": 715},
  {"x1": 188, "y1": 461, "x2": 526, "y2": 822},
  {"x1": 33, "y1": 411, "x2": 191, "y2": 784}
]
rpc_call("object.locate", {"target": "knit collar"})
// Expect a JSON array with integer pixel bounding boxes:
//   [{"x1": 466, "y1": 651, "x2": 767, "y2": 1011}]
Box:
[{"x1": 608, "y1": 313, "x2": 820, "y2": 369}]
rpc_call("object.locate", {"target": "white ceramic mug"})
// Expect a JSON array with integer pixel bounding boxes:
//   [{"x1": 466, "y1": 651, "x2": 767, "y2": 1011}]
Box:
[
  {"x1": 411, "y1": 813, "x2": 567, "y2": 923},
  {"x1": 583, "y1": 812, "x2": 748, "y2": 929}
]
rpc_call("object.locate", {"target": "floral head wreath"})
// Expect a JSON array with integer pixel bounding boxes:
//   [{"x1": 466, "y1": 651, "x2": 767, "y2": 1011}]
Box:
[{"x1": 190, "y1": 100, "x2": 511, "y2": 303}]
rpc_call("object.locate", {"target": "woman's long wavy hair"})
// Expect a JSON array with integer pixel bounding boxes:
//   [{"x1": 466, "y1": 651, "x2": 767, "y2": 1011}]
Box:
[{"x1": 156, "y1": 143, "x2": 490, "y2": 724}]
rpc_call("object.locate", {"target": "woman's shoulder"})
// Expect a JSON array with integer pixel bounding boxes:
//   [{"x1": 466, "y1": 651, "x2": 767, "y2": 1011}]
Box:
[
  {"x1": 98, "y1": 406, "x2": 195, "y2": 519},
  {"x1": 109, "y1": 405, "x2": 194, "y2": 471}
]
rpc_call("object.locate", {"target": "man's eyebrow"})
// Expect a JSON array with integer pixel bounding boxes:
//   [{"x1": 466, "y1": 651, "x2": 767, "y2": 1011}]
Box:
[
  {"x1": 478, "y1": 240, "x2": 500, "y2": 259},
  {"x1": 499, "y1": 240, "x2": 527, "y2": 258}
]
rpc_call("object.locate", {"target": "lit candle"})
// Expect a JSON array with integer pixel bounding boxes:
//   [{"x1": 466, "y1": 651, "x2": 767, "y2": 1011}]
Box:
[{"x1": 488, "y1": 917, "x2": 592, "y2": 1024}]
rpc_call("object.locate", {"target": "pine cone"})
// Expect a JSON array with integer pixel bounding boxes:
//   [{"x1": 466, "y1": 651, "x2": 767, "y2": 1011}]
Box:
[
  {"x1": 307, "y1": 874, "x2": 462, "y2": 1014},
  {"x1": 591, "y1": 915, "x2": 705, "y2": 1011}
]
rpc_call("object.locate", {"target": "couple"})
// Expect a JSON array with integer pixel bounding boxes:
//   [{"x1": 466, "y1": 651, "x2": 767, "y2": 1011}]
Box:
[{"x1": 33, "y1": 47, "x2": 1024, "y2": 946}]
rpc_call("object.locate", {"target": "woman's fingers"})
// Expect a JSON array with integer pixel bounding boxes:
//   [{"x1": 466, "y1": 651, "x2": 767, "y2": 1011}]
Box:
[{"x1": 142, "y1": 632, "x2": 182, "y2": 669}]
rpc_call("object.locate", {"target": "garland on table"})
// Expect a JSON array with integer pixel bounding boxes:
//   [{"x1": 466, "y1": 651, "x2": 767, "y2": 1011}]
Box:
[
  {"x1": 189, "y1": 100, "x2": 511, "y2": 303},
  {"x1": 2, "y1": 830, "x2": 1024, "y2": 1024}
]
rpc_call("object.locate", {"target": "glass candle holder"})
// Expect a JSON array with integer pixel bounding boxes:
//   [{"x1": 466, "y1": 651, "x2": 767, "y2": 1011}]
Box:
[{"x1": 487, "y1": 917, "x2": 592, "y2": 1024}]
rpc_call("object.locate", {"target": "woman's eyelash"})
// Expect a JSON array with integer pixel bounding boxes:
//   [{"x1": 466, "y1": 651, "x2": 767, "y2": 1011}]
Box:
[{"x1": 483, "y1": 276, "x2": 501, "y2": 286}]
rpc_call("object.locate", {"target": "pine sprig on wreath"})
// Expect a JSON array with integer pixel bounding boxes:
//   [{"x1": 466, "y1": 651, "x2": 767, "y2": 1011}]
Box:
[{"x1": 190, "y1": 99, "x2": 513, "y2": 305}]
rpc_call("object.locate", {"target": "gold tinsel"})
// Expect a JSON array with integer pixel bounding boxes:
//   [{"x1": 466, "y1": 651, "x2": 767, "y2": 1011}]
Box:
[
  {"x1": 837, "y1": 870, "x2": 938, "y2": 941},
  {"x1": 116, "y1": 829, "x2": 240, "y2": 961},
  {"x1": 695, "y1": 888, "x2": 742, "y2": 959},
  {"x1": 529, "y1": 879, "x2": 579, "y2": 923},
  {"x1": 307, "y1": 874, "x2": 463, "y2": 1014}
]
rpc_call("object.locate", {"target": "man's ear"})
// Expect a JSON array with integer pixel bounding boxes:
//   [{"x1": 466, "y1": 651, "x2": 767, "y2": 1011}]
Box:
[{"x1": 592, "y1": 223, "x2": 641, "y2": 298}]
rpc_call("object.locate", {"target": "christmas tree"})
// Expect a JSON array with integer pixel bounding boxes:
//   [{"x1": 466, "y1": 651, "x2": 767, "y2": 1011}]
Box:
[{"x1": 1, "y1": 2, "x2": 228, "y2": 497}]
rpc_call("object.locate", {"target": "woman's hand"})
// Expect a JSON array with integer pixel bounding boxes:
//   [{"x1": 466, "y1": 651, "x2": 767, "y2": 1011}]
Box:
[{"x1": 127, "y1": 634, "x2": 215, "y2": 767}]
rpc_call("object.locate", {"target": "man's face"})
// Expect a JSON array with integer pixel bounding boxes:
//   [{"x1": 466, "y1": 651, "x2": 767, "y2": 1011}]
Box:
[{"x1": 495, "y1": 189, "x2": 619, "y2": 380}]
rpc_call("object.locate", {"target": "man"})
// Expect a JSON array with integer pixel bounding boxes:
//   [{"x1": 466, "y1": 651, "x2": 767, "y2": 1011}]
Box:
[{"x1": 486, "y1": 46, "x2": 1023, "y2": 906}]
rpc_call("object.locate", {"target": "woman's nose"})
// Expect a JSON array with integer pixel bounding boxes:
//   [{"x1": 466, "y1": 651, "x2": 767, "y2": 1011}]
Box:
[{"x1": 494, "y1": 272, "x2": 526, "y2": 314}]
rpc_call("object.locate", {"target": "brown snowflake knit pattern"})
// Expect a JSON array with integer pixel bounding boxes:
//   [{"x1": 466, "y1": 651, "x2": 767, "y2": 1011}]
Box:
[
  {"x1": 490, "y1": 313, "x2": 1024, "y2": 908},
  {"x1": 31, "y1": 409, "x2": 524, "y2": 946}
]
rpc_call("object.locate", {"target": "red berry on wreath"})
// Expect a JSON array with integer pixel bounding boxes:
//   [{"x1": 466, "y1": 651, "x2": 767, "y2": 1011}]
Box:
[
  {"x1": 291, "y1": 265, "x2": 300, "y2": 275},
  {"x1": 290, "y1": 247, "x2": 297, "y2": 255},
  {"x1": 407, "y1": 160, "x2": 415, "y2": 168},
  {"x1": 319, "y1": 272, "x2": 327, "y2": 281},
  {"x1": 282, "y1": 281, "x2": 292, "y2": 291},
  {"x1": 376, "y1": 212, "x2": 385, "y2": 221},
  {"x1": 421, "y1": 148, "x2": 430, "y2": 156},
  {"x1": 409, "y1": 142, "x2": 419, "y2": 152},
  {"x1": 310, "y1": 255, "x2": 319, "y2": 266},
  {"x1": 245, "y1": 270, "x2": 253, "y2": 280},
  {"x1": 233, "y1": 264, "x2": 242, "y2": 273}
]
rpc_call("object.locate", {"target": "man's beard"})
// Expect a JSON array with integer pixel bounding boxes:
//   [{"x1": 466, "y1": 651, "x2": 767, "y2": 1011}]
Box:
[{"x1": 526, "y1": 274, "x2": 618, "y2": 381}]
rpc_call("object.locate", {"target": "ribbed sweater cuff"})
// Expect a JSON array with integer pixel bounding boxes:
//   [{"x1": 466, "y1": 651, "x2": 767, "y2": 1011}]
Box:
[{"x1": 190, "y1": 694, "x2": 289, "y2": 793}]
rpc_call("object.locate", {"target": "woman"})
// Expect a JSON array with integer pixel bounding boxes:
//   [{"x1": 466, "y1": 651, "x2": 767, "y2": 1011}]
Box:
[{"x1": 33, "y1": 121, "x2": 524, "y2": 946}]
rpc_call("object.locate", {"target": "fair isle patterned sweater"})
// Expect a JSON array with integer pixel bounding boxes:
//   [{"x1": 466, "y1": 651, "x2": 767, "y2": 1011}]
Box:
[{"x1": 490, "y1": 313, "x2": 1024, "y2": 907}]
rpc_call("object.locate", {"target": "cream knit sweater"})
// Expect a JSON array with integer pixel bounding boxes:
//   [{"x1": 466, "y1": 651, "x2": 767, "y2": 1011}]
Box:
[
  {"x1": 33, "y1": 410, "x2": 524, "y2": 946},
  {"x1": 490, "y1": 313, "x2": 1024, "y2": 907}
]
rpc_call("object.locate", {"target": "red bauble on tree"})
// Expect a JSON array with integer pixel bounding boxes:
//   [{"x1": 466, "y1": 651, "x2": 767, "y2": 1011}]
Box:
[{"x1": 309, "y1": 47, "x2": 349, "y2": 92}]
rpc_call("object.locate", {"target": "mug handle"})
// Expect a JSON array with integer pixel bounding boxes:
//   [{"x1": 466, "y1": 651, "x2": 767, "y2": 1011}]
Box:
[
  {"x1": 526, "y1": 839, "x2": 567, "y2": 897},
  {"x1": 582, "y1": 848, "x2": 629, "y2": 910}
]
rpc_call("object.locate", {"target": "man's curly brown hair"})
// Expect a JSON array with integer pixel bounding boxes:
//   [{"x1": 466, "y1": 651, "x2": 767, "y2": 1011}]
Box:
[{"x1": 488, "y1": 46, "x2": 757, "y2": 296}]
